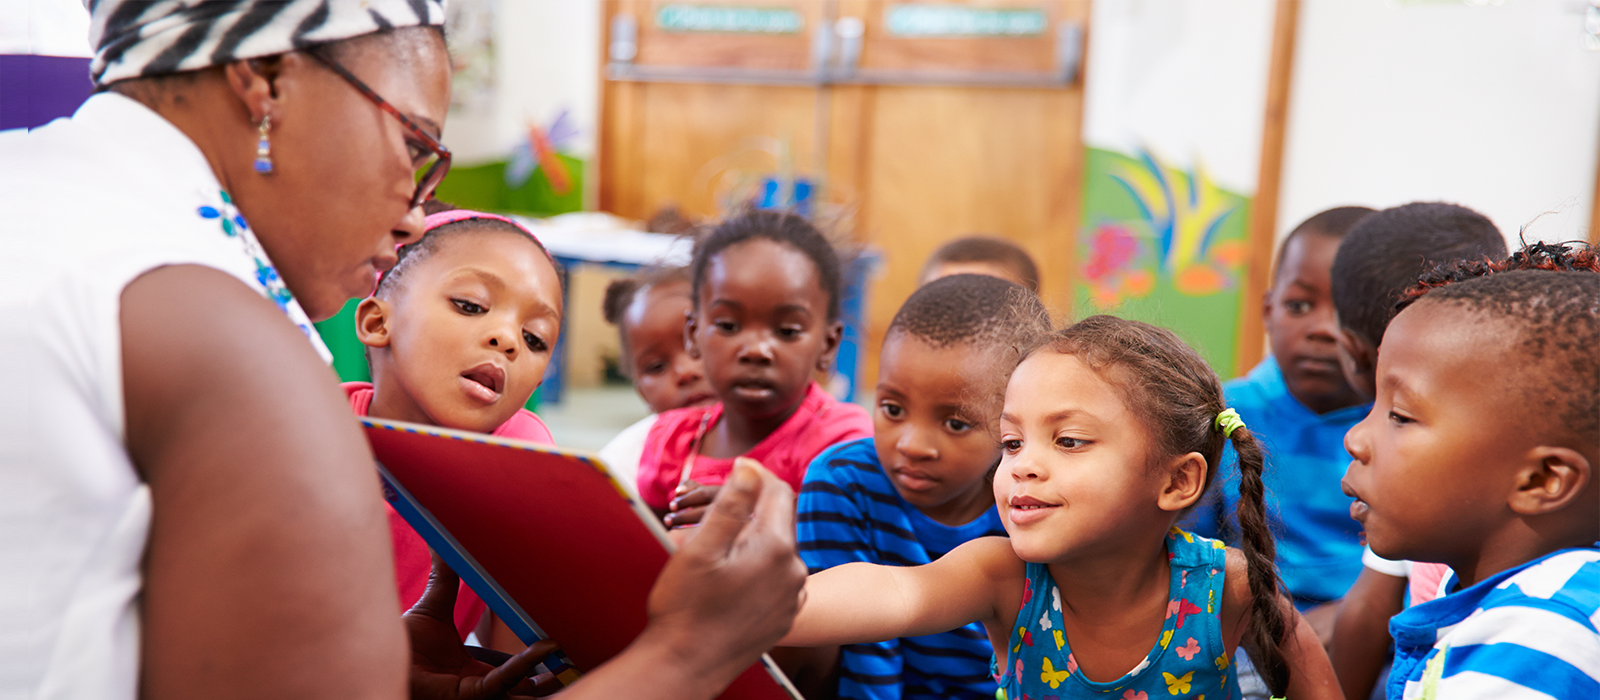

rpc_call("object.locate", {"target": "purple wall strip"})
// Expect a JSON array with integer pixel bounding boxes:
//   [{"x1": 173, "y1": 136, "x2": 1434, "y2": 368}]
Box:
[{"x1": 0, "y1": 55, "x2": 94, "y2": 131}]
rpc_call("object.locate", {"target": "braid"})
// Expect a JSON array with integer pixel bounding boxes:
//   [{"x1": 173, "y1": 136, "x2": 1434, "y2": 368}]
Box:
[
  {"x1": 1228, "y1": 426, "x2": 1291, "y2": 696},
  {"x1": 1036, "y1": 316, "x2": 1295, "y2": 694}
]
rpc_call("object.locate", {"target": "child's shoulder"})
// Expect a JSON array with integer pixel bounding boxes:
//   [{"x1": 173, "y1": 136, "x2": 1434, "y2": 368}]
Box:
[
  {"x1": 803, "y1": 385, "x2": 872, "y2": 436},
  {"x1": 644, "y1": 402, "x2": 718, "y2": 443},
  {"x1": 1481, "y1": 548, "x2": 1600, "y2": 620},
  {"x1": 804, "y1": 437, "x2": 879, "y2": 478},
  {"x1": 492, "y1": 408, "x2": 555, "y2": 445}
]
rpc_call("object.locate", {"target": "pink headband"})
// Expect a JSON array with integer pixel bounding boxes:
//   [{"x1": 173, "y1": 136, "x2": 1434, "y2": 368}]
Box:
[
  {"x1": 413, "y1": 209, "x2": 552, "y2": 261},
  {"x1": 374, "y1": 209, "x2": 554, "y2": 293}
]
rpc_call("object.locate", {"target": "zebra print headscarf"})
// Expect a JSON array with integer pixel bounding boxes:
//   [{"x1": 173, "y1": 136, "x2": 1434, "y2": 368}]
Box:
[{"x1": 86, "y1": 0, "x2": 447, "y2": 86}]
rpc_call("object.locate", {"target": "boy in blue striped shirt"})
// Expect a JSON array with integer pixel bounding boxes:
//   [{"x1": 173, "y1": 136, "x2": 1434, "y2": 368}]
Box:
[
  {"x1": 794, "y1": 274, "x2": 1049, "y2": 700},
  {"x1": 1339, "y1": 246, "x2": 1600, "y2": 699}
]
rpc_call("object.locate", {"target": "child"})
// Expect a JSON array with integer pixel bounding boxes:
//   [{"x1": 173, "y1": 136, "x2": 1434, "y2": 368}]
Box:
[
  {"x1": 1328, "y1": 202, "x2": 1506, "y2": 402},
  {"x1": 781, "y1": 316, "x2": 1340, "y2": 700},
  {"x1": 919, "y1": 235, "x2": 1041, "y2": 294},
  {"x1": 598, "y1": 266, "x2": 715, "y2": 489},
  {"x1": 636, "y1": 210, "x2": 873, "y2": 526},
  {"x1": 1322, "y1": 202, "x2": 1506, "y2": 698},
  {"x1": 348, "y1": 209, "x2": 564, "y2": 641},
  {"x1": 794, "y1": 274, "x2": 1050, "y2": 700},
  {"x1": 1340, "y1": 252, "x2": 1599, "y2": 699},
  {"x1": 1184, "y1": 206, "x2": 1373, "y2": 634}
]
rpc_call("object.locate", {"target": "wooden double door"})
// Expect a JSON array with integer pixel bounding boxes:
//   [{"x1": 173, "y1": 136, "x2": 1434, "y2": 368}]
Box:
[{"x1": 599, "y1": 0, "x2": 1090, "y2": 387}]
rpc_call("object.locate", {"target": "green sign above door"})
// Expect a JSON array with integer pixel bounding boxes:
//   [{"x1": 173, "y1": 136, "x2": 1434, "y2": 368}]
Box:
[
  {"x1": 885, "y1": 4, "x2": 1048, "y2": 37},
  {"x1": 655, "y1": 5, "x2": 804, "y2": 34}
]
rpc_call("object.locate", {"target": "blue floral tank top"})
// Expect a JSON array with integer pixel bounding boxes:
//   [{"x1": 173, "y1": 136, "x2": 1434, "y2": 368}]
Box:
[{"x1": 991, "y1": 528, "x2": 1240, "y2": 700}]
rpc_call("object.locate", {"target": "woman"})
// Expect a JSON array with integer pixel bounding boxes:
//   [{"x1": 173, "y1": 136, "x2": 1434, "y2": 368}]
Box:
[{"x1": 0, "y1": 3, "x2": 804, "y2": 700}]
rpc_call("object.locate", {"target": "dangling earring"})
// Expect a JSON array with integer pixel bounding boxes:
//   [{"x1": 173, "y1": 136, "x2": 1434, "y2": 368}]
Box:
[{"x1": 253, "y1": 115, "x2": 273, "y2": 174}]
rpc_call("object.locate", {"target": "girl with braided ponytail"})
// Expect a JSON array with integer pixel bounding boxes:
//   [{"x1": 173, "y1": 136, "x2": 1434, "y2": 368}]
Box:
[{"x1": 781, "y1": 315, "x2": 1339, "y2": 699}]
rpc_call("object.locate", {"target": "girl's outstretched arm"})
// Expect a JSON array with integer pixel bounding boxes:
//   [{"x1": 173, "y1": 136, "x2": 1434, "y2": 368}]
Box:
[{"x1": 780, "y1": 536, "x2": 1023, "y2": 648}]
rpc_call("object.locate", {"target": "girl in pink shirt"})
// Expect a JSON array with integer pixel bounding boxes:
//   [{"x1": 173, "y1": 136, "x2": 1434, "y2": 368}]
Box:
[
  {"x1": 638, "y1": 211, "x2": 872, "y2": 526},
  {"x1": 346, "y1": 209, "x2": 563, "y2": 641}
]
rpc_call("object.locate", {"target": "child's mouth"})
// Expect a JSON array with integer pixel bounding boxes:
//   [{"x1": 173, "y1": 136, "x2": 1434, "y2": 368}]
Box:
[
  {"x1": 1340, "y1": 479, "x2": 1369, "y2": 522},
  {"x1": 729, "y1": 379, "x2": 775, "y2": 401},
  {"x1": 1006, "y1": 494, "x2": 1059, "y2": 525},
  {"x1": 459, "y1": 363, "x2": 505, "y2": 404}
]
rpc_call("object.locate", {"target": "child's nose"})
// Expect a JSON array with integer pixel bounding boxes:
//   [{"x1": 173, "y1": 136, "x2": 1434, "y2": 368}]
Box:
[
  {"x1": 896, "y1": 426, "x2": 938, "y2": 461},
  {"x1": 486, "y1": 332, "x2": 517, "y2": 358},
  {"x1": 1306, "y1": 309, "x2": 1340, "y2": 343},
  {"x1": 1008, "y1": 450, "x2": 1043, "y2": 481},
  {"x1": 1344, "y1": 413, "x2": 1373, "y2": 464},
  {"x1": 672, "y1": 355, "x2": 704, "y2": 386},
  {"x1": 736, "y1": 336, "x2": 775, "y2": 364}
]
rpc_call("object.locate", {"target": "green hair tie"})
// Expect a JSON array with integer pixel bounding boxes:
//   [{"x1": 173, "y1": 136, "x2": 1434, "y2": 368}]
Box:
[{"x1": 1215, "y1": 408, "x2": 1245, "y2": 438}]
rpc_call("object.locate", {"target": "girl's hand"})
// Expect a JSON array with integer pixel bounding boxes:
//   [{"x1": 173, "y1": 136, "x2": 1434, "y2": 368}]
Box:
[
  {"x1": 665, "y1": 479, "x2": 722, "y2": 528},
  {"x1": 406, "y1": 554, "x2": 563, "y2": 699}
]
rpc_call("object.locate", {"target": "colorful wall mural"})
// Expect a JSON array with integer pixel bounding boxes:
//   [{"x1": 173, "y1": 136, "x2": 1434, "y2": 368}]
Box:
[
  {"x1": 1076, "y1": 1, "x2": 1277, "y2": 377},
  {"x1": 1076, "y1": 147, "x2": 1251, "y2": 373}
]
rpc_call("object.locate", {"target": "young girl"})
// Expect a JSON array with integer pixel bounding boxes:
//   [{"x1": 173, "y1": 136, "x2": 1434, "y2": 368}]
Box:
[
  {"x1": 635, "y1": 210, "x2": 872, "y2": 526},
  {"x1": 349, "y1": 208, "x2": 564, "y2": 642},
  {"x1": 781, "y1": 316, "x2": 1339, "y2": 699},
  {"x1": 598, "y1": 266, "x2": 715, "y2": 491}
]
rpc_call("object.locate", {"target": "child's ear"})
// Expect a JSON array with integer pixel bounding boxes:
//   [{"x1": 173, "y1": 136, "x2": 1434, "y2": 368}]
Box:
[
  {"x1": 684, "y1": 310, "x2": 702, "y2": 359},
  {"x1": 815, "y1": 320, "x2": 845, "y2": 373},
  {"x1": 354, "y1": 297, "x2": 392, "y2": 349},
  {"x1": 1157, "y1": 451, "x2": 1208, "y2": 512},
  {"x1": 1508, "y1": 446, "x2": 1592, "y2": 516}
]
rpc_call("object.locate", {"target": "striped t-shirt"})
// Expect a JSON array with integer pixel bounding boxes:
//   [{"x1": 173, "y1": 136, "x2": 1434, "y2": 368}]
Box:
[
  {"x1": 797, "y1": 438, "x2": 1007, "y2": 700},
  {"x1": 1388, "y1": 547, "x2": 1599, "y2": 699}
]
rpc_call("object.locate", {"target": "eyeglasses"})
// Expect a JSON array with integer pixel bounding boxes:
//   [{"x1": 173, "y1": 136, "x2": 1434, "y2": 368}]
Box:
[{"x1": 305, "y1": 49, "x2": 451, "y2": 210}]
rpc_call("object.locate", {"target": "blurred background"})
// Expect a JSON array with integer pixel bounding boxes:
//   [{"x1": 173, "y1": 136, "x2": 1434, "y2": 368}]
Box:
[{"x1": 7, "y1": 0, "x2": 1598, "y2": 446}]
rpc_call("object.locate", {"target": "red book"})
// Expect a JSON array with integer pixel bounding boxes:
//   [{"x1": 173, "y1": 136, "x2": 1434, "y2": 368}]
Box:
[{"x1": 363, "y1": 417, "x2": 800, "y2": 699}]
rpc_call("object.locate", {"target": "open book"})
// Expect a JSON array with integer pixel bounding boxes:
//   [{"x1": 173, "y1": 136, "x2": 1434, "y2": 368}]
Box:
[{"x1": 363, "y1": 417, "x2": 802, "y2": 699}]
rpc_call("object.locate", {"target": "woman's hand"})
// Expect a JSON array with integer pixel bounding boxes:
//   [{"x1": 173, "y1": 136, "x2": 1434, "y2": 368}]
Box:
[{"x1": 406, "y1": 554, "x2": 562, "y2": 699}]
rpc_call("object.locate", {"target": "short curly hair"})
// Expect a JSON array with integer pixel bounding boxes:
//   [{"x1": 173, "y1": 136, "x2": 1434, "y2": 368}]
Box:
[
  {"x1": 1397, "y1": 244, "x2": 1598, "y2": 447},
  {"x1": 690, "y1": 210, "x2": 842, "y2": 322},
  {"x1": 1330, "y1": 202, "x2": 1506, "y2": 347},
  {"x1": 887, "y1": 273, "x2": 1049, "y2": 352}
]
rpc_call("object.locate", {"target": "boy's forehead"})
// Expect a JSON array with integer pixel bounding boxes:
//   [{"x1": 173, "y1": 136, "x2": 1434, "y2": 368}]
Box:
[
  {"x1": 1381, "y1": 302, "x2": 1517, "y2": 394},
  {"x1": 884, "y1": 333, "x2": 1014, "y2": 395},
  {"x1": 1274, "y1": 231, "x2": 1339, "y2": 287}
]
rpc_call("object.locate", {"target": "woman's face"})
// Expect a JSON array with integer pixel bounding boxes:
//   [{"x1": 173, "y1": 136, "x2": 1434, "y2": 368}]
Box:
[{"x1": 237, "y1": 29, "x2": 451, "y2": 321}]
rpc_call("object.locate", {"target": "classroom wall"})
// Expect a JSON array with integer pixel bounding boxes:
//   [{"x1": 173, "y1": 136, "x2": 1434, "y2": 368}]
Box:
[
  {"x1": 443, "y1": 0, "x2": 603, "y2": 166},
  {"x1": 1277, "y1": 0, "x2": 1600, "y2": 246}
]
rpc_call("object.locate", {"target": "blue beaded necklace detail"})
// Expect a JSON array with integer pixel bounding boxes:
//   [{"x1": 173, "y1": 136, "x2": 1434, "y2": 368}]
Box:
[{"x1": 196, "y1": 189, "x2": 325, "y2": 352}]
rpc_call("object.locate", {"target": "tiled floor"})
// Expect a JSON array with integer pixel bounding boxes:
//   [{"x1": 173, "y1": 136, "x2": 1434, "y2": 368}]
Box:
[{"x1": 535, "y1": 384, "x2": 651, "y2": 452}]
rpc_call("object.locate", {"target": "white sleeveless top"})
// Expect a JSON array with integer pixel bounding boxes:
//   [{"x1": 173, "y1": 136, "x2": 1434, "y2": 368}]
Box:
[{"x1": 0, "y1": 93, "x2": 328, "y2": 700}]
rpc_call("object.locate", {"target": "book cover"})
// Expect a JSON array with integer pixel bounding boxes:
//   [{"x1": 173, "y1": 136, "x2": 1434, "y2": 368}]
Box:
[{"x1": 363, "y1": 417, "x2": 801, "y2": 699}]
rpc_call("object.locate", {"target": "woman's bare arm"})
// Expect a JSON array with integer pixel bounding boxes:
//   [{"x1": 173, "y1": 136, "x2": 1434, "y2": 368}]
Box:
[
  {"x1": 779, "y1": 536, "x2": 1020, "y2": 648},
  {"x1": 123, "y1": 265, "x2": 408, "y2": 700}
]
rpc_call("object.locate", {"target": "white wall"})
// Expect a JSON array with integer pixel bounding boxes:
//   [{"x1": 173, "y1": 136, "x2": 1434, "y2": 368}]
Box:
[
  {"x1": 1279, "y1": 0, "x2": 1600, "y2": 245},
  {"x1": 1082, "y1": 0, "x2": 1276, "y2": 193},
  {"x1": 443, "y1": 0, "x2": 603, "y2": 166}
]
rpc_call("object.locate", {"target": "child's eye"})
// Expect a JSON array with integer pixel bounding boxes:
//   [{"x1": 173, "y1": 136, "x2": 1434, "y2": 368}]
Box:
[
  {"x1": 879, "y1": 402, "x2": 904, "y2": 419},
  {"x1": 944, "y1": 418, "x2": 972, "y2": 433},
  {"x1": 1387, "y1": 410, "x2": 1415, "y2": 426},
  {"x1": 1285, "y1": 300, "x2": 1312, "y2": 315},
  {"x1": 714, "y1": 320, "x2": 738, "y2": 334},
  {"x1": 1001, "y1": 439, "x2": 1023, "y2": 453},
  {"x1": 777, "y1": 326, "x2": 803, "y2": 339},
  {"x1": 642, "y1": 361, "x2": 668, "y2": 376},
  {"x1": 1056, "y1": 436, "x2": 1088, "y2": 450},
  {"x1": 523, "y1": 330, "x2": 548, "y2": 351},
  {"x1": 452, "y1": 299, "x2": 485, "y2": 314}
]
